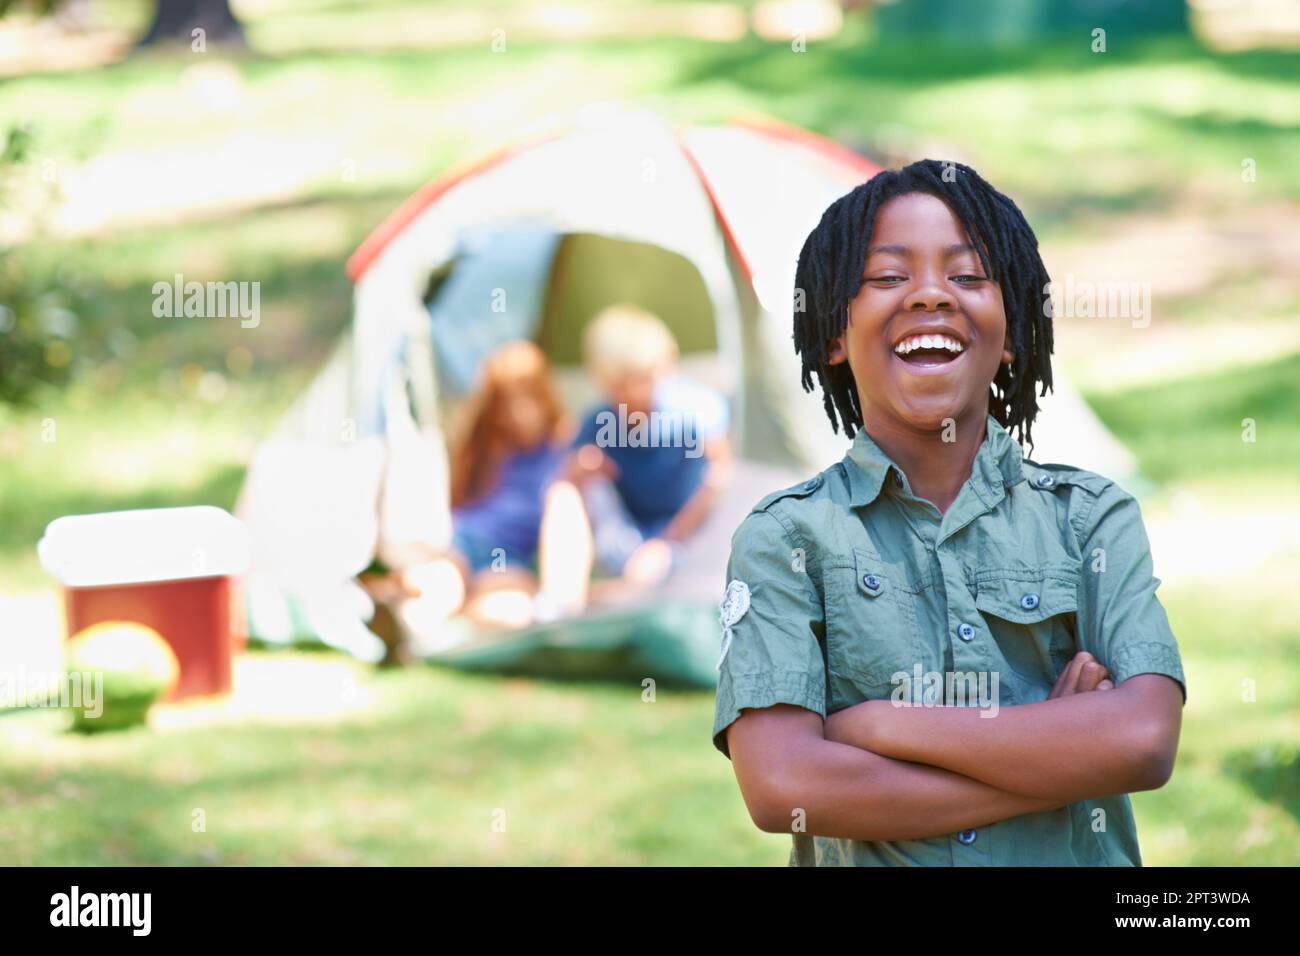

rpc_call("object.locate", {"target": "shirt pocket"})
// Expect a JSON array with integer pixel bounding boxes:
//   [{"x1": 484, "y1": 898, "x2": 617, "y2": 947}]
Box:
[
  {"x1": 974, "y1": 565, "x2": 1081, "y2": 695},
  {"x1": 824, "y1": 548, "x2": 926, "y2": 703}
]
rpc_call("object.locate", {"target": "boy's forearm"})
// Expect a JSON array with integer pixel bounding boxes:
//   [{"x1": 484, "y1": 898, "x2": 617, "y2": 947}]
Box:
[
  {"x1": 662, "y1": 440, "x2": 732, "y2": 542},
  {"x1": 754, "y1": 736, "x2": 1063, "y2": 842},
  {"x1": 828, "y1": 688, "x2": 1164, "y2": 803},
  {"x1": 660, "y1": 482, "x2": 717, "y2": 542}
]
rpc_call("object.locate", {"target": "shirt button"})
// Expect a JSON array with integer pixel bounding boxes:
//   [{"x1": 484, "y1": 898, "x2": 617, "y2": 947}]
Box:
[
  {"x1": 957, "y1": 622, "x2": 975, "y2": 642},
  {"x1": 1020, "y1": 592, "x2": 1040, "y2": 611},
  {"x1": 802, "y1": 479, "x2": 819, "y2": 493},
  {"x1": 892, "y1": 471, "x2": 904, "y2": 487},
  {"x1": 1035, "y1": 474, "x2": 1054, "y2": 488},
  {"x1": 861, "y1": 573, "x2": 883, "y2": 595},
  {"x1": 958, "y1": 828, "x2": 977, "y2": 845}
]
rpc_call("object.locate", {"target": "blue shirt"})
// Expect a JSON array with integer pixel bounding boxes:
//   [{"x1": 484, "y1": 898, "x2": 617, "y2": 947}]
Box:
[
  {"x1": 574, "y1": 376, "x2": 729, "y2": 536},
  {"x1": 452, "y1": 441, "x2": 566, "y2": 568}
]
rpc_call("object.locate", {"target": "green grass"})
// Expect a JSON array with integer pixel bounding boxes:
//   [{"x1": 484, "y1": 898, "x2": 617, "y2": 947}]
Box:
[
  {"x1": 1085, "y1": 351, "x2": 1300, "y2": 485},
  {"x1": 0, "y1": 654, "x2": 770, "y2": 865},
  {"x1": 1, "y1": 564, "x2": 1296, "y2": 866},
  {"x1": 4, "y1": 29, "x2": 1298, "y2": 210},
  {"x1": 1132, "y1": 582, "x2": 1300, "y2": 866},
  {"x1": 0, "y1": 381, "x2": 291, "y2": 589}
]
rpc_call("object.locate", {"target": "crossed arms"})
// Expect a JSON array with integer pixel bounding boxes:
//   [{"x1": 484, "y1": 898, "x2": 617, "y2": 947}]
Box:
[{"x1": 725, "y1": 653, "x2": 1184, "y2": 842}]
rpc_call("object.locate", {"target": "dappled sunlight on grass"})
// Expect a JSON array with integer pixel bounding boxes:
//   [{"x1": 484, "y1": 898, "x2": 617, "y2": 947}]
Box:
[
  {"x1": 0, "y1": 652, "x2": 770, "y2": 864},
  {"x1": 1084, "y1": 350, "x2": 1300, "y2": 484},
  {"x1": 0, "y1": 569, "x2": 1295, "y2": 867},
  {"x1": 0, "y1": 390, "x2": 273, "y2": 588},
  {"x1": 149, "y1": 654, "x2": 376, "y2": 730}
]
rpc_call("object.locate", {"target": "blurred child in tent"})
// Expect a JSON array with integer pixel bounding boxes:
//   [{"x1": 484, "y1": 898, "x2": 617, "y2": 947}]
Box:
[
  {"x1": 394, "y1": 340, "x2": 581, "y2": 631},
  {"x1": 556, "y1": 304, "x2": 734, "y2": 603}
]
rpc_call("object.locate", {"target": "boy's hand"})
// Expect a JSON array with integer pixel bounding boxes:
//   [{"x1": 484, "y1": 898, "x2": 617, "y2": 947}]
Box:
[
  {"x1": 826, "y1": 651, "x2": 1114, "y2": 749},
  {"x1": 567, "y1": 444, "x2": 619, "y2": 484},
  {"x1": 623, "y1": 537, "x2": 673, "y2": 586},
  {"x1": 1048, "y1": 651, "x2": 1113, "y2": 699}
]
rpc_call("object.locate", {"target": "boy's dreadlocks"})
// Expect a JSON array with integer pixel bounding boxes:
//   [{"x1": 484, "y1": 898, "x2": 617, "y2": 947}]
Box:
[{"x1": 793, "y1": 158, "x2": 1054, "y2": 453}]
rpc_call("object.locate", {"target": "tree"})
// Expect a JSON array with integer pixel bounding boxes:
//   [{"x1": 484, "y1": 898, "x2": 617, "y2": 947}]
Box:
[
  {"x1": 138, "y1": 0, "x2": 246, "y2": 47},
  {"x1": 0, "y1": 0, "x2": 247, "y2": 47}
]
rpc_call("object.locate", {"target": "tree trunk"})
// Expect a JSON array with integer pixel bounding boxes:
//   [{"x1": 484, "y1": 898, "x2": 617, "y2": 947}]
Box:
[{"x1": 137, "y1": 0, "x2": 247, "y2": 47}]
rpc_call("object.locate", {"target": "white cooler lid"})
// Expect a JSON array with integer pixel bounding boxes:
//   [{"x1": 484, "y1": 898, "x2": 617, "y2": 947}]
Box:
[{"x1": 38, "y1": 506, "x2": 250, "y2": 587}]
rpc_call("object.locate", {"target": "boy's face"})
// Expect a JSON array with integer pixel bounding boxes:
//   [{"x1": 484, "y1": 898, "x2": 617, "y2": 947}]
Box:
[
  {"x1": 828, "y1": 191, "x2": 1014, "y2": 434},
  {"x1": 602, "y1": 368, "x2": 659, "y2": 416}
]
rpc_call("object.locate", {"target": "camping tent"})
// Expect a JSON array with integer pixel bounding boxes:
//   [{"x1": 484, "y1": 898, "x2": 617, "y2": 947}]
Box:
[{"x1": 235, "y1": 102, "x2": 1137, "y2": 673}]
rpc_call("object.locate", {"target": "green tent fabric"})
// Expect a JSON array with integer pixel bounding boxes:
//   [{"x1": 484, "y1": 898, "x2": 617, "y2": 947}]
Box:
[{"x1": 421, "y1": 602, "x2": 721, "y2": 688}]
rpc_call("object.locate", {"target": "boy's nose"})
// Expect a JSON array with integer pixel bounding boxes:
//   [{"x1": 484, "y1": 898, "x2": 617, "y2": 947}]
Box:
[{"x1": 904, "y1": 288, "x2": 956, "y2": 312}]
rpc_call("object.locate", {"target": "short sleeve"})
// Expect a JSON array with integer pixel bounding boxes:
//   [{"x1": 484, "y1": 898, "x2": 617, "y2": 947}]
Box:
[
  {"x1": 1076, "y1": 484, "x2": 1187, "y2": 706},
  {"x1": 712, "y1": 509, "x2": 827, "y2": 759}
]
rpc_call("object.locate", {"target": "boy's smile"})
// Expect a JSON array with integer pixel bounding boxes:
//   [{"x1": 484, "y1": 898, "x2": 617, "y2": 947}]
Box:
[
  {"x1": 828, "y1": 192, "x2": 1014, "y2": 435},
  {"x1": 891, "y1": 326, "x2": 968, "y2": 374}
]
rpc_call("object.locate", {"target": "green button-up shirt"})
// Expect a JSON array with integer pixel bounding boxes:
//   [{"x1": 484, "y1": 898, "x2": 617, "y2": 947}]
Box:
[{"x1": 713, "y1": 414, "x2": 1188, "y2": 866}]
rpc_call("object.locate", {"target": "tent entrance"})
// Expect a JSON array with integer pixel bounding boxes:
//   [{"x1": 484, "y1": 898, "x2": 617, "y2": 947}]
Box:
[
  {"x1": 425, "y1": 228, "x2": 727, "y2": 431},
  {"x1": 537, "y1": 232, "x2": 718, "y2": 365},
  {"x1": 539, "y1": 232, "x2": 725, "y2": 418}
]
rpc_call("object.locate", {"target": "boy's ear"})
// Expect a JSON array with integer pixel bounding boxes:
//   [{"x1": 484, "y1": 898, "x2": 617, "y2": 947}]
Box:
[{"x1": 828, "y1": 332, "x2": 848, "y2": 366}]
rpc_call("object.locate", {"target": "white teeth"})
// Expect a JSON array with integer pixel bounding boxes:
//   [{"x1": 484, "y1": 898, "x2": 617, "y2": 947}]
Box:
[{"x1": 893, "y1": 334, "x2": 965, "y2": 355}]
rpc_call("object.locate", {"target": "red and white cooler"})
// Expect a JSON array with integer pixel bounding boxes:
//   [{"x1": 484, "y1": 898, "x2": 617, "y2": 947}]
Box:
[{"x1": 38, "y1": 506, "x2": 250, "y2": 700}]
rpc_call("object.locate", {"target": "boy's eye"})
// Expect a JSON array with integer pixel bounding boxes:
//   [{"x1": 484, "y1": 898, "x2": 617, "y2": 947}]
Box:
[{"x1": 867, "y1": 274, "x2": 988, "y2": 284}]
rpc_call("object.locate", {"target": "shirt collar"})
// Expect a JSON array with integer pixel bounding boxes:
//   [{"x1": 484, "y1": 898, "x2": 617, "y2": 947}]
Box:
[{"x1": 844, "y1": 413, "x2": 1026, "y2": 508}]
